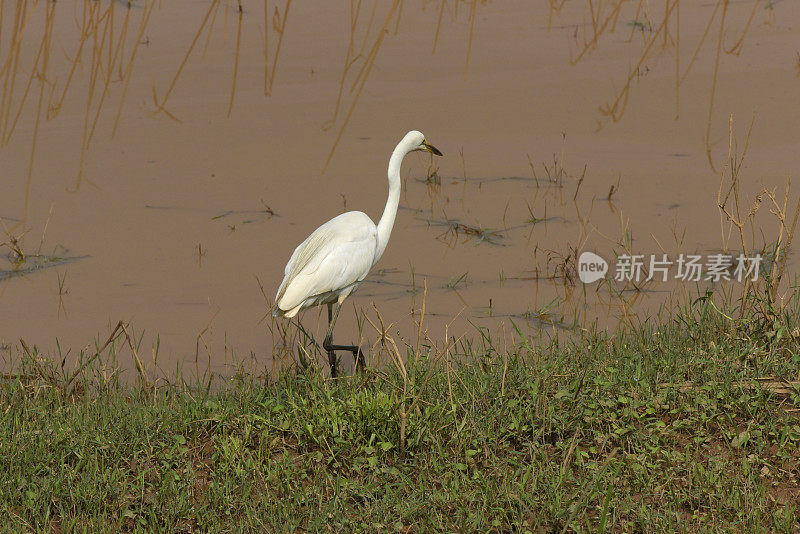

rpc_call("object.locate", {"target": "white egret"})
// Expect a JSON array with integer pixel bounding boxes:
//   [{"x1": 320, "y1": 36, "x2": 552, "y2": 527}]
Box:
[{"x1": 274, "y1": 130, "x2": 442, "y2": 376}]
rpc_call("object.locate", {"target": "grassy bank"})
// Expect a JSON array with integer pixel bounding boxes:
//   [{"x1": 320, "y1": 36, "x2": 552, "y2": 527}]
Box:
[{"x1": 2, "y1": 294, "x2": 800, "y2": 532}]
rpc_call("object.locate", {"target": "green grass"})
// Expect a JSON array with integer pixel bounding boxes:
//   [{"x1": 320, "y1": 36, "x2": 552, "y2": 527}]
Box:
[{"x1": 2, "y1": 294, "x2": 800, "y2": 532}]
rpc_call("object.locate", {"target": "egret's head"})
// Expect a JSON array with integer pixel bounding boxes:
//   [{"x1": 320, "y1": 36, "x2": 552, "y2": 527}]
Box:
[{"x1": 405, "y1": 130, "x2": 443, "y2": 157}]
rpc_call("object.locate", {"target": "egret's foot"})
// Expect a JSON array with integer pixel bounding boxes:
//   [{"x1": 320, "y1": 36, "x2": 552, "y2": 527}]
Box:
[
  {"x1": 323, "y1": 336, "x2": 340, "y2": 378},
  {"x1": 323, "y1": 336, "x2": 363, "y2": 377},
  {"x1": 323, "y1": 335, "x2": 339, "y2": 377}
]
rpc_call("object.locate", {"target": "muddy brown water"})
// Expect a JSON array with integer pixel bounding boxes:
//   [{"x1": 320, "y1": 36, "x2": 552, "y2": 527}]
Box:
[{"x1": 1, "y1": 0, "x2": 798, "y2": 375}]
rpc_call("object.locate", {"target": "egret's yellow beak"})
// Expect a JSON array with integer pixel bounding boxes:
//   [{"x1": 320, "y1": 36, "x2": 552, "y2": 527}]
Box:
[{"x1": 422, "y1": 140, "x2": 443, "y2": 156}]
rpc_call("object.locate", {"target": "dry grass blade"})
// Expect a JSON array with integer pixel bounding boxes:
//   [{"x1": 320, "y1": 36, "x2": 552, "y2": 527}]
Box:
[
  {"x1": 120, "y1": 322, "x2": 150, "y2": 389},
  {"x1": 18, "y1": 338, "x2": 53, "y2": 386},
  {"x1": 195, "y1": 308, "x2": 221, "y2": 380},
  {"x1": 65, "y1": 320, "x2": 124, "y2": 392}
]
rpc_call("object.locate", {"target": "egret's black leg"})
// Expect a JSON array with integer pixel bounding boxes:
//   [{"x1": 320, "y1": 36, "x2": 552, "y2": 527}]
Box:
[
  {"x1": 322, "y1": 302, "x2": 364, "y2": 377},
  {"x1": 324, "y1": 303, "x2": 339, "y2": 377}
]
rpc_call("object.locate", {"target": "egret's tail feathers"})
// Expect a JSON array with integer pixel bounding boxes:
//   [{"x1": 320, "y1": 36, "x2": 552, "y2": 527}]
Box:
[
  {"x1": 284, "y1": 303, "x2": 302, "y2": 318},
  {"x1": 273, "y1": 303, "x2": 302, "y2": 319}
]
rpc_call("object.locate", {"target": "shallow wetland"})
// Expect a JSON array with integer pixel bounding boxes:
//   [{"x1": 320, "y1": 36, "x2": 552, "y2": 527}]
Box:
[{"x1": 1, "y1": 0, "x2": 799, "y2": 374}]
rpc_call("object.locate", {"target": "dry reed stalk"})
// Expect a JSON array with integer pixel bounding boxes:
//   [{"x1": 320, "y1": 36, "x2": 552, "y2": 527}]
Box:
[
  {"x1": 764, "y1": 180, "x2": 800, "y2": 304},
  {"x1": 716, "y1": 113, "x2": 756, "y2": 314},
  {"x1": 598, "y1": 0, "x2": 677, "y2": 123},
  {"x1": 323, "y1": 0, "x2": 400, "y2": 172},
  {"x1": 725, "y1": 0, "x2": 761, "y2": 56},
  {"x1": 716, "y1": 113, "x2": 800, "y2": 315},
  {"x1": 569, "y1": 0, "x2": 627, "y2": 64},
  {"x1": 264, "y1": 0, "x2": 291, "y2": 96},
  {"x1": 228, "y1": 4, "x2": 243, "y2": 117},
  {"x1": 703, "y1": 0, "x2": 729, "y2": 172},
  {"x1": 112, "y1": 0, "x2": 155, "y2": 139},
  {"x1": 432, "y1": 0, "x2": 446, "y2": 54},
  {"x1": 463, "y1": 0, "x2": 477, "y2": 78},
  {"x1": 87, "y1": 0, "x2": 132, "y2": 146},
  {"x1": 157, "y1": 0, "x2": 220, "y2": 117}
]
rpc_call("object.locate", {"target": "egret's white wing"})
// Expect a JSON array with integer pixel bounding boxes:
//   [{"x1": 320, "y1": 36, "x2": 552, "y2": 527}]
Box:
[
  {"x1": 279, "y1": 240, "x2": 374, "y2": 311},
  {"x1": 275, "y1": 212, "x2": 377, "y2": 313}
]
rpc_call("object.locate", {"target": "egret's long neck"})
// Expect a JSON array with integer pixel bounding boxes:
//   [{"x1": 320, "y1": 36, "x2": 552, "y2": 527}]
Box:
[{"x1": 374, "y1": 144, "x2": 406, "y2": 264}]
